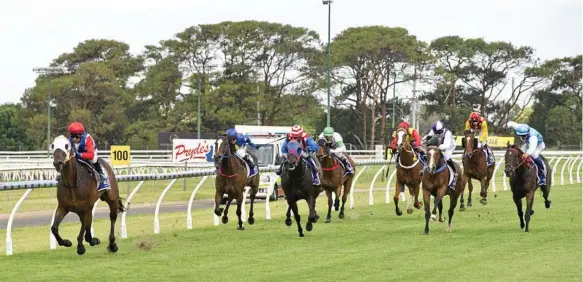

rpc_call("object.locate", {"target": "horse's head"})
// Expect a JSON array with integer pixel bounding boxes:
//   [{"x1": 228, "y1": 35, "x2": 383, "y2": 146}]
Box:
[
  {"x1": 395, "y1": 128, "x2": 411, "y2": 151},
  {"x1": 214, "y1": 136, "x2": 230, "y2": 168},
  {"x1": 462, "y1": 130, "x2": 476, "y2": 156},
  {"x1": 504, "y1": 143, "x2": 530, "y2": 178},
  {"x1": 286, "y1": 139, "x2": 302, "y2": 171},
  {"x1": 426, "y1": 145, "x2": 443, "y2": 174},
  {"x1": 51, "y1": 135, "x2": 74, "y2": 173},
  {"x1": 316, "y1": 138, "x2": 330, "y2": 159}
]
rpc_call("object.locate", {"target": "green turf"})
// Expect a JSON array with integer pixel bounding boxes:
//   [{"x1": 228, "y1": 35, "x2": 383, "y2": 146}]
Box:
[
  {"x1": 0, "y1": 184, "x2": 581, "y2": 281},
  {"x1": 1, "y1": 159, "x2": 580, "y2": 214}
]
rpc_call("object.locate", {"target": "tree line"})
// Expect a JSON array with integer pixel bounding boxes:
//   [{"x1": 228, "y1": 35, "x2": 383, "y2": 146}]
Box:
[{"x1": 0, "y1": 20, "x2": 580, "y2": 151}]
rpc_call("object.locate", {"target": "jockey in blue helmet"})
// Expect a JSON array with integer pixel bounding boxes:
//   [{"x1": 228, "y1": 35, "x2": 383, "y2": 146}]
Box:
[
  {"x1": 506, "y1": 121, "x2": 547, "y2": 186},
  {"x1": 226, "y1": 128, "x2": 257, "y2": 171}
]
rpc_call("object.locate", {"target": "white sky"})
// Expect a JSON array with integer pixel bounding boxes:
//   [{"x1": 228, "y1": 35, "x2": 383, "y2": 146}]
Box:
[{"x1": 0, "y1": 0, "x2": 581, "y2": 105}]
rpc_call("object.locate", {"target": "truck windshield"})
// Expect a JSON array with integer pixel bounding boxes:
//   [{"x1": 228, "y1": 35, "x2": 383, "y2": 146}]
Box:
[{"x1": 255, "y1": 144, "x2": 274, "y2": 166}]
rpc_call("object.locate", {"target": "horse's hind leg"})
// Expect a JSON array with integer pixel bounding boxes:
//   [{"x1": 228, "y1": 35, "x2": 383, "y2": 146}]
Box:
[
  {"x1": 340, "y1": 178, "x2": 353, "y2": 219},
  {"x1": 467, "y1": 178, "x2": 474, "y2": 207},
  {"x1": 105, "y1": 196, "x2": 121, "y2": 252},
  {"x1": 513, "y1": 194, "x2": 525, "y2": 230},
  {"x1": 235, "y1": 193, "x2": 244, "y2": 230},
  {"x1": 306, "y1": 196, "x2": 317, "y2": 232},
  {"x1": 524, "y1": 191, "x2": 535, "y2": 232},
  {"x1": 325, "y1": 190, "x2": 333, "y2": 223},
  {"x1": 334, "y1": 185, "x2": 341, "y2": 211},
  {"x1": 222, "y1": 196, "x2": 234, "y2": 224},
  {"x1": 447, "y1": 193, "x2": 460, "y2": 232},
  {"x1": 82, "y1": 211, "x2": 101, "y2": 247},
  {"x1": 479, "y1": 176, "x2": 488, "y2": 205},
  {"x1": 285, "y1": 205, "x2": 293, "y2": 226},
  {"x1": 247, "y1": 185, "x2": 258, "y2": 225},
  {"x1": 76, "y1": 212, "x2": 87, "y2": 255},
  {"x1": 213, "y1": 190, "x2": 224, "y2": 217},
  {"x1": 51, "y1": 205, "x2": 72, "y2": 248},
  {"x1": 435, "y1": 195, "x2": 445, "y2": 223},
  {"x1": 393, "y1": 181, "x2": 403, "y2": 216},
  {"x1": 541, "y1": 184, "x2": 552, "y2": 209},
  {"x1": 289, "y1": 200, "x2": 304, "y2": 237}
]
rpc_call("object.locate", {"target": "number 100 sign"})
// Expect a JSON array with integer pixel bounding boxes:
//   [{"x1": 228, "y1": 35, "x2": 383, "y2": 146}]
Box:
[{"x1": 110, "y1": 145, "x2": 131, "y2": 165}]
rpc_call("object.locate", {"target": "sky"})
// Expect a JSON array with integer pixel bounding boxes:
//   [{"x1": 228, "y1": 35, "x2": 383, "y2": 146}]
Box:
[{"x1": 0, "y1": 0, "x2": 581, "y2": 105}]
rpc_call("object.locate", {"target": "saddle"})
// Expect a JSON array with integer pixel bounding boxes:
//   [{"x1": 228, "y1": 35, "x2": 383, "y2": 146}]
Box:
[{"x1": 77, "y1": 159, "x2": 102, "y2": 184}]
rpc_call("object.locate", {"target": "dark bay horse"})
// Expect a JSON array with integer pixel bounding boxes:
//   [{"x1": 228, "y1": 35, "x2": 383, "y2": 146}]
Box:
[
  {"x1": 421, "y1": 146, "x2": 466, "y2": 234},
  {"x1": 281, "y1": 139, "x2": 322, "y2": 237},
  {"x1": 461, "y1": 130, "x2": 494, "y2": 209},
  {"x1": 503, "y1": 143, "x2": 552, "y2": 232},
  {"x1": 392, "y1": 128, "x2": 424, "y2": 216},
  {"x1": 213, "y1": 136, "x2": 260, "y2": 230},
  {"x1": 50, "y1": 135, "x2": 125, "y2": 255},
  {"x1": 316, "y1": 143, "x2": 355, "y2": 223}
]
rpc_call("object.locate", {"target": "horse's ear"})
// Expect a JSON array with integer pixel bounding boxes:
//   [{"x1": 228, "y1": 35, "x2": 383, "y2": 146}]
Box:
[{"x1": 506, "y1": 141, "x2": 511, "y2": 148}]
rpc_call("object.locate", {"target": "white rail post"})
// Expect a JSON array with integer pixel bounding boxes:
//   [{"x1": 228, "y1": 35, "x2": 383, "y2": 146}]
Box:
[
  {"x1": 577, "y1": 157, "x2": 583, "y2": 183},
  {"x1": 120, "y1": 181, "x2": 146, "y2": 239},
  {"x1": 186, "y1": 176, "x2": 209, "y2": 230},
  {"x1": 241, "y1": 187, "x2": 250, "y2": 223},
  {"x1": 369, "y1": 165, "x2": 386, "y2": 205},
  {"x1": 264, "y1": 178, "x2": 278, "y2": 220},
  {"x1": 349, "y1": 166, "x2": 368, "y2": 209},
  {"x1": 491, "y1": 157, "x2": 504, "y2": 192},
  {"x1": 560, "y1": 156, "x2": 572, "y2": 186},
  {"x1": 154, "y1": 179, "x2": 178, "y2": 234},
  {"x1": 569, "y1": 155, "x2": 579, "y2": 184},
  {"x1": 49, "y1": 204, "x2": 58, "y2": 249},
  {"x1": 90, "y1": 200, "x2": 99, "y2": 236},
  {"x1": 552, "y1": 156, "x2": 563, "y2": 184},
  {"x1": 385, "y1": 169, "x2": 397, "y2": 204},
  {"x1": 6, "y1": 188, "x2": 33, "y2": 255}
]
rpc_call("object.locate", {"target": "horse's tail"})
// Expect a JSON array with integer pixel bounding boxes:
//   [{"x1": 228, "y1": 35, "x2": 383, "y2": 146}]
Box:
[{"x1": 117, "y1": 198, "x2": 127, "y2": 213}]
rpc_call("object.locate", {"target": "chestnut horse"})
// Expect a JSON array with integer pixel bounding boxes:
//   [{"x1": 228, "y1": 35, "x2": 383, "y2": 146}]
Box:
[
  {"x1": 281, "y1": 139, "x2": 322, "y2": 237},
  {"x1": 392, "y1": 127, "x2": 424, "y2": 216},
  {"x1": 503, "y1": 143, "x2": 552, "y2": 232},
  {"x1": 50, "y1": 135, "x2": 125, "y2": 255},
  {"x1": 316, "y1": 143, "x2": 355, "y2": 223},
  {"x1": 460, "y1": 130, "x2": 494, "y2": 210},
  {"x1": 421, "y1": 146, "x2": 466, "y2": 234},
  {"x1": 213, "y1": 136, "x2": 260, "y2": 230}
]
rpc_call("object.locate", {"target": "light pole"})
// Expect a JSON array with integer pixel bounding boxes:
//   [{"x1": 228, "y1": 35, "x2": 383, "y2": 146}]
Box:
[
  {"x1": 32, "y1": 67, "x2": 65, "y2": 156},
  {"x1": 193, "y1": 64, "x2": 217, "y2": 139},
  {"x1": 323, "y1": 0, "x2": 332, "y2": 127},
  {"x1": 391, "y1": 71, "x2": 397, "y2": 129}
]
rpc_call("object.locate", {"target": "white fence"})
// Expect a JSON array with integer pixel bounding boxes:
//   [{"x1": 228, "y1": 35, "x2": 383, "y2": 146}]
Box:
[{"x1": 1, "y1": 153, "x2": 582, "y2": 256}]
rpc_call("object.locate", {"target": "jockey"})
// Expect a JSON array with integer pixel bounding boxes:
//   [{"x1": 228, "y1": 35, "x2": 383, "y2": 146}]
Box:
[
  {"x1": 276, "y1": 125, "x2": 320, "y2": 176},
  {"x1": 465, "y1": 112, "x2": 494, "y2": 165},
  {"x1": 422, "y1": 120, "x2": 458, "y2": 176},
  {"x1": 226, "y1": 128, "x2": 257, "y2": 172},
  {"x1": 390, "y1": 121, "x2": 426, "y2": 160},
  {"x1": 67, "y1": 122, "x2": 110, "y2": 190},
  {"x1": 317, "y1": 126, "x2": 354, "y2": 174},
  {"x1": 506, "y1": 121, "x2": 547, "y2": 186}
]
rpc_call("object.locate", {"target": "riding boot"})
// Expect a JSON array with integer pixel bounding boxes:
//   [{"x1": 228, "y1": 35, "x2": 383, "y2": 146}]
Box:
[
  {"x1": 55, "y1": 173, "x2": 61, "y2": 182},
  {"x1": 446, "y1": 159, "x2": 457, "y2": 176},
  {"x1": 337, "y1": 154, "x2": 354, "y2": 174},
  {"x1": 244, "y1": 155, "x2": 256, "y2": 171},
  {"x1": 532, "y1": 156, "x2": 547, "y2": 186},
  {"x1": 92, "y1": 161, "x2": 110, "y2": 189}
]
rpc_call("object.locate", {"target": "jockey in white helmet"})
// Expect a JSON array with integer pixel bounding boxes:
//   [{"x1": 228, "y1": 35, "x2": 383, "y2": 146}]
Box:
[{"x1": 422, "y1": 120, "x2": 458, "y2": 176}]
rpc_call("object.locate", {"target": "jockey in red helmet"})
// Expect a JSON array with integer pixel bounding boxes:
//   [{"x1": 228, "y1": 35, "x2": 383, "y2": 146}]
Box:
[
  {"x1": 390, "y1": 121, "x2": 426, "y2": 162},
  {"x1": 67, "y1": 122, "x2": 110, "y2": 190},
  {"x1": 276, "y1": 125, "x2": 321, "y2": 179}
]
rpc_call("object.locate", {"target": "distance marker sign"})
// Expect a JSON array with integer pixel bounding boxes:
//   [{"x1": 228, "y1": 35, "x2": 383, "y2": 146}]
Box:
[{"x1": 110, "y1": 145, "x2": 131, "y2": 165}]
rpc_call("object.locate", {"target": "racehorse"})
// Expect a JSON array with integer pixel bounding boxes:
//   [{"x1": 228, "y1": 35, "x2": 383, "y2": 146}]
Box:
[
  {"x1": 503, "y1": 143, "x2": 552, "y2": 232},
  {"x1": 281, "y1": 139, "x2": 322, "y2": 237},
  {"x1": 213, "y1": 136, "x2": 260, "y2": 230},
  {"x1": 421, "y1": 146, "x2": 466, "y2": 234},
  {"x1": 50, "y1": 135, "x2": 125, "y2": 255},
  {"x1": 316, "y1": 142, "x2": 355, "y2": 223},
  {"x1": 460, "y1": 130, "x2": 494, "y2": 209},
  {"x1": 391, "y1": 127, "x2": 424, "y2": 216}
]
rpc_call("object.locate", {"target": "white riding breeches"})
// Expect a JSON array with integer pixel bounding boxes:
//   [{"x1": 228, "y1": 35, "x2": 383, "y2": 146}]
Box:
[
  {"x1": 236, "y1": 148, "x2": 246, "y2": 159},
  {"x1": 90, "y1": 149, "x2": 99, "y2": 164},
  {"x1": 521, "y1": 142, "x2": 545, "y2": 159},
  {"x1": 442, "y1": 148, "x2": 453, "y2": 161}
]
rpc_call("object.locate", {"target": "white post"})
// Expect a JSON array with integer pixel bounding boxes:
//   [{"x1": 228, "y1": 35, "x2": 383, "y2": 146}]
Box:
[
  {"x1": 49, "y1": 204, "x2": 58, "y2": 249},
  {"x1": 90, "y1": 200, "x2": 99, "y2": 236},
  {"x1": 369, "y1": 165, "x2": 386, "y2": 205},
  {"x1": 577, "y1": 157, "x2": 583, "y2": 183},
  {"x1": 6, "y1": 188, "x2": 33, "y2": 255},
  {"x1": 385, "y1": 169, "x2": 397, "y2": 204},
  {"x1": 569, "y1": 155, "x2": 578, "y2": 184},
  {"x1": 552, "y1": 156, "x2": 563, "y2": 184},
  {"x1": 349, "y1": 166, "x2": 368, "y2": 209},
  {"x1": 241, "y1": 186, "x2": 250, "y2": 223},
  {"x1": 491, "y1": 157, "x2": 504, "y2": 192},
  {"x1": 264, "y1": 178, "x2": 278, "y2": 220},
  {"x1": 154, "y1": 179, "x2": 178, "y2": 234},
  {"x1": 560, "y1": 156, "x2": 572, "y2": 186},
  {"x1": 120, "y1": 181, "x2": 146, "y2": 239},
  {"x1": 187, "y1": 176, "x2": 209, "y2": 230}
]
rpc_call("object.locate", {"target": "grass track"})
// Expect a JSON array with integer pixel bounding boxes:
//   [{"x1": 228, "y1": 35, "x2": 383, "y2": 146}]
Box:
[{"x1": 0, "y1": 184, "x2": 581, "y2": 281}]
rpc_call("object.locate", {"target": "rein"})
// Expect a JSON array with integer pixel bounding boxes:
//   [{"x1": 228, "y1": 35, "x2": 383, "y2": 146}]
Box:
[
  {"x1": 396, "y1": 132, "x2": 420, "y2": 170},
  {"x1": 504, "y1": 148, "x2": 534, "y2": 173}
]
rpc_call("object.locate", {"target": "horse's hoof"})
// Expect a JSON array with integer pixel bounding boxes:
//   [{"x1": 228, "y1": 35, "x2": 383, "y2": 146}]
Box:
[
  {"x1": 439, "y1": 218, "x2": 445, "y2": 223},
  {"x1": 396, "y1": 210, "x2": 403, "y2": 216},
  {"x1": 459, "y1": 206, "x2": 466, "y2": 212},
  {"x1": 221, "y1": 216, "x2": 229, "y2": 224},
  {"x1": 108, "y1": 243, "x2": 118, "y2": 253},
  {"x1": 431, "y1": 214, "x2": 437, "y2": 221},
  {"x1": 237, "y1": 226, "x2": 245, "y2": 231},
  {"x1": 467, "y1": 202, "x2": 473, "y2": 207},
  {"x1": 407, "y1": 208, "x2": 413, "y2": 214},
  {"x1": 414, "y1": 203, "x2": 422, "y2": 209},
  {"x1": 446, "y1": 227, "x2": 452, "y2": 232},
  {"x1": 306, "y1": 221, "x2": 313, "y2": 232},
  {"x1": 77, "y1": 245, "x2": 86, "y2": 255},
  {"x1": 62, "y1": 240, "x2": 72, "y2": 247},
  {"x1": 480, "y1": 198, "x2": 488, "y2": 205},
  {"x1": 285, "y1": 218, "x2": 292, "y2": 226},
  {"x1": 325, "y1": 218, "x2": 331, "y2": 223},
  {"x1": 424, "y1": 230, "x2": 429, "y2": 235},
  {"x1": 545, "y1": 200, "x2": 551, "y2": 209},
  {"x1": 214, "y1": 208, "x2": 223, "y2": 217},
  {"x1": 248, "y1": 217, "x2": 255, "y2": 225},
  {"x1": 299, "y1": 233, "x2": 305, "y2": 237},
  {"x1": 520, "y1": 223, "x2": 525, "y2": 229},
  {"x1": 530, "y1": 210, "x2": 535, "y2": 215},
  {"x1": 338, "y1": 212, "x2": 345, "y2": 219},
  {"x1": 90, "y1": 238, "x2": 100, "y2": 246}
]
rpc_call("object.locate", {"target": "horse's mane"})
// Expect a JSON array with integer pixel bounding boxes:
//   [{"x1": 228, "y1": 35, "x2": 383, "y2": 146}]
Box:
[{"x1": 507, "y1": 144, "x2": 524, "y2": 154}]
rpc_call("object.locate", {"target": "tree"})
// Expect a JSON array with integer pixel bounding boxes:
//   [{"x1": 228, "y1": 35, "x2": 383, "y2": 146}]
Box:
[{"x1": 0, "y1": 104, "x2": 37, "y2": 150}]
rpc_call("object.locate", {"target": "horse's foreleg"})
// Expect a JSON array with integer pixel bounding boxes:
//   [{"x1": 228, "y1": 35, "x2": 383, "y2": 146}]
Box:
[
  {"x1": 513, "y1": 194, "x2": 525, "y2": 230},
  {"x1": 325, "y1": 190, "x2": 333, "y2": 223},
  {"x1": 222, "y1": 196, "x2": 234, "y2": 225},
  {"x1": 214, "y1": 190, "x2": 224, "y2": 217},
  {"x1": 248, "y1": 186, "x2": 258, "y2": 225},
  {"x1": 413, "y1": 183, "x2": 423, "y2": 209},
  {"x1": 289, "y1": 200, "x2": 304, "y2": 237},
  {"x1": 82, "y1": 211, "x2": 100, "y2": 247},
  {"x1": 306, "y1": 196, "x2": 317, "y2": 232},
  {"x1": 235, "y1": 193, "x2": 244, "y2": 230},
  {"x1": 434, "y1": 193, "x2": 445, "y2": 223},
  {"x1": 423, "y1": 189, "x2": 431, "y2": 234},
  {"x1": 479, "y1": 176, "x2": 488, "y2": 205},
  {"x1": 107, "y1": 198, "x2": 119, "y2": 253},
  {"x1": 76, "y1": 212, "x2": 87, "y2": 255},
  {"x1": 406, "y1": 187, "x2": 414, "y2": 214},
  {"x1": 340, "y1": 179, "x2": 352, "y2": 219},
  {"x1": 541, "y1": 184, "x2": 552, "y2": 209},
  {"x1": 467, "y1": 178, "x2": 474, "y2": 207},
  {"x1": 459, "y1": 178, "x2": 467, "y2": 211},
  {"x1": 285, "y1": 205, "x2": 293, "y2": 226},
  {"x1": 333, "y1": 185, "x2": 341, "y2": 211},
  {"x1": 393, "y1": 181, "x2": 403, "y2": 216},
  {"x1": 51, "y1": 205, "x2": 72, "y2": 248},
  {"x1": 524, "y1": 191, "x2": 535, "y2": 232}
]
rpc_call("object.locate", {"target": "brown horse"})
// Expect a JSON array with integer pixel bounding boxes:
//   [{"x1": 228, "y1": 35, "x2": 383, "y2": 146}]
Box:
[
  {"x1": 50, "y1": 135, "x2": 125, "y2": 255},
  {"x1": 461, "y1": 130, "x2": 494, "y2": 209},
  {"x1": 213, "y1": 136, "x2": 260, "y2": 230},
  {"x1": 392, "y1": 128, "x2": 424, "y2": 216},
  {"x1": 503, "y1": 143, "x2": 552, "y2": 232},
  {"x1": 316, "y1": 144, "x2": 355, "y2": 223},
  {"x1": 421, "y1": 146, "x2": 467, "y2": 234}
]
